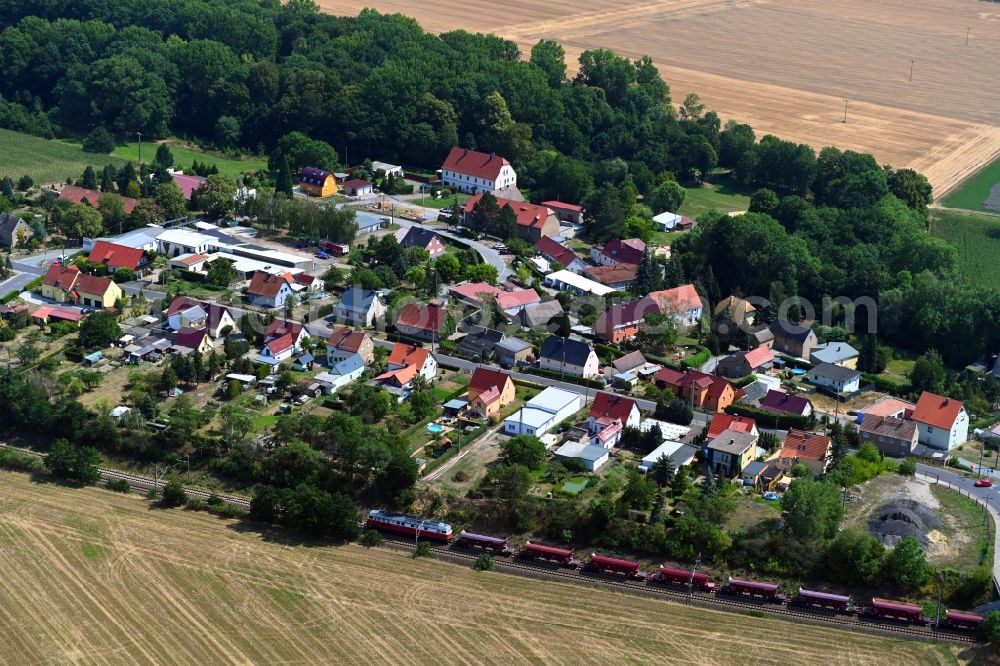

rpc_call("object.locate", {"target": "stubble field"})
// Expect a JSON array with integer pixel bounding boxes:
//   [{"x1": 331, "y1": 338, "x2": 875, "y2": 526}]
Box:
[
  {"x1": 320, "y1": 0, "x2": 1000, "y2": 197},
  {"x1": 0, "y1": 471, "x2": 965, "y2": 665}
]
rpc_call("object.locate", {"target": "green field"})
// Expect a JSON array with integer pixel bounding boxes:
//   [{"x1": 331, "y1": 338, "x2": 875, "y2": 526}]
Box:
[
  {"x1": 940, "y1": 155, "x2": 1000, "y2": 210},
  {"x1": 112, "y1": 140, "x2": 267, "y2": 179},
  {"x1": 0, "y1": 128, "x2": 123, "y2": 186},
  {"x1": 930, "y1": 210, "x2": 1000, "y2": 287},
  {"x1": 678, "y1": 174, "x2": 752, "y2": 218}
]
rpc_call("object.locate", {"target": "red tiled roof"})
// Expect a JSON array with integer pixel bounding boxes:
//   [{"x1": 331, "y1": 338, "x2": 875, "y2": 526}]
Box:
[
  {"x1": 31, "y1": 306, "x2": 83, "y2": 322},
  {"x1": 59, "y1": 186, "x2": 138, "y2": 214},
  {"x1": 911, "y1": 391, "x2": 965, "y2": 430},
  {"x1": 744, "y1": 344, "x2": 774, "y2": 369},
  {"x1": 43, "y1": 264, "x2": 81, "y2": 290},
  {"x1": 248, "y1": 272, "x2": 293, "y2": 299},
  {"x1": 327, "y1": 326, "x2": 367, "y2": 353},
  {"x1": 589, "y1": 392, "x2": 637, "y2": 423},
  {"x1": 376, "y1": 363, "x2": 420, "y2": 386},
  {"x1": 760, "y1": 390, "x2": 811, "y2": 415},
  {"x1": 780, "y1": 429, "x2": 832, "y2": 462},
  {"x1": 88, "y1": 240, "x2": 144, "y2": 271},
  {"x1": 292, "y1": 273, "x2": 320, "y2": 287},
  {"x1": 387, "y1": 343, "x2": 429, "y2": 368},
  {"x1": 265, "y1": 333, "x2": 294, "y2": 355},
  {"x1": 654, "y1": 366, "x2": 687, "y2": 386},
  {"x1": 451, "y1": 282, "x2": 504, "y2": 302},
  {"x1": 174, "y1": 327, "x2": 207, "y2": 349},
  {"x1": 707, "y1": 414, "x2": 757, "y2": 439},
  {"x1": 75, "y1": 273, "x2": 115, "y2": 297},
  {"x1": 475, "y1": 385, "x2": 502, "y2": 406},
  {"x1": 469, "y1": 367, "x2": 511, "y2": 395},
  {"x1": 496, "y1": 289, "x2": 540, "y2": 310},
  {"x1": 172, "y1": 173, "x2": 207, "y2": 200},
  {"x1": 535, "y1": 236, "x2": 580, "y2": 268},
  {"x1": 173, "y1": 253, "x2": 207, "y2": 266},
  {"x1": 582, "y1": 264, "x2": 637, "y2": 286},
  {"x1": 648, "y1": 284, "x2": 702, "y2": 315},
  {"x1": 441, "y1": 147, "x2": 510, "y2": 181},
  {"x1": 165, "y1": 296, "x2": 232, "y2": 331},
  {"x1": 540, "y1": 200, "x2": 582, "y2": 212},
  {"x1": 396, "y1": 303, "x2": 447, "y2": 333},
  {"x1": 266, "y1": 319, "x2": 304, "y2": 340},
  {"x1": 861, "y1": 397, "x2": 916, "y2": 419},
  {"x1": 463, "y1": 193, "x2": 553, "y2": 230},
  {"x1": 598, "y1": 238, "x2": 646, "y2": 265}
]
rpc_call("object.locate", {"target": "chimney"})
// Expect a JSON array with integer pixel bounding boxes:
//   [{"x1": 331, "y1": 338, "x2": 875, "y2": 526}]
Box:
[{"x1": 490, "y1": 152, "x2": 495, "y2": 158}]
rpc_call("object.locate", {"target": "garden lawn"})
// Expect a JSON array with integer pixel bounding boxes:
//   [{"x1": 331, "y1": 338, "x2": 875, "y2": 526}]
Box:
[
  {"x1": 112, "y1": 140, "x2": 267, "y2": 179},
  {"x1": 0, "y1": 128, "x2": 123, "y2": 186},
  {"x1": 419, "y1": 193, "x2": 469, "y2": 209},
  {"x1": 940, "y1": 154, "x2": 1000, "y2": 210},
  {"x1": 677, "y1": 175, "x2": 752, "y2": 218},
  {"x1": 929, "y1": 210, "x2": 1000, "y2": 288}
]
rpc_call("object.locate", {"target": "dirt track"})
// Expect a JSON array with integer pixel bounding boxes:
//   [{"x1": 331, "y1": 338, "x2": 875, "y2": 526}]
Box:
[
  {"x1": 0, "y1": 471, "x2": 959, "y2": 665},
  {"x1": 319, "y1": 0, "x2": 1000, "y2": 196}
]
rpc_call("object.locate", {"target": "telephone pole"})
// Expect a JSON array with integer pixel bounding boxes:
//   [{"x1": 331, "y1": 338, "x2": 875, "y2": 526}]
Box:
[
  {"x1": 842, "y1": 99, "x2": 849, "y2": 123},
  {"x1": 909, "y1": 60, "x2": 915, "y2": 82},
  {"x1": 135, "y1": 131, "x2": 143, "y2": 165},
  {"x1": 966, "y1": 27, "x2": 970, "y2": 46}
]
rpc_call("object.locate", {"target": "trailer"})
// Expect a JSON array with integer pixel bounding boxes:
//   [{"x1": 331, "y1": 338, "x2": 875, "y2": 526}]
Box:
[
  {"x1": 656, "y1": 566, "x2": 716, "y2": 591},
  {"x1": 944, "y1": 609, "x2": 983, "y2": 631},
  {"x1": 319, "y1": 240, "x2": 350, "y2": 255},
  {"x1": 791, "y1": 588, "x2": 851, "y2": 612},
  {"x1": 586, "y1": 553, "x2": 646, "y2": 580},
  {"x1": 867, "y1": 598, "x2": 929, "y2": 625},
  {"x1": 456, "y1": 530, "x2": 512, "y2": 556},
  {"x1": 520, "y1": 541, "x2": 578, "y2": 567},
  {"x1": 720, "y1": 577, "x2": 785, "y2": 602}
]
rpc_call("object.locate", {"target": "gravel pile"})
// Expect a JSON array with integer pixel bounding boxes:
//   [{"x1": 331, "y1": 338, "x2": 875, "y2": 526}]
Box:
[{"x1": 868, "y1": 499, "x2": 942, "y2": 548}]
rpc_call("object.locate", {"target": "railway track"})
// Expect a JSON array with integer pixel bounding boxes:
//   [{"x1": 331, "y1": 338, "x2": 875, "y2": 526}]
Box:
[{"x1": 377, "y1": 535, "x2": 978, "y2": 646}]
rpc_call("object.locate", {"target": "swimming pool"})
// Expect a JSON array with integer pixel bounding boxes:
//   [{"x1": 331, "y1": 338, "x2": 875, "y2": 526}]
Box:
[
  {"x1": 427, "y1": 424, "x2": 445, "y2": 433},
  {"x1": 790, "y1": 368, "x2": 807, "y2": 375}
]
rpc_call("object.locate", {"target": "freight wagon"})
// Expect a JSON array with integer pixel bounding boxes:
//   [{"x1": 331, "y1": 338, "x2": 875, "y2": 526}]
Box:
[
  {"x1": 720, "y1": 577, "x2": 785, "y2": 602},
  {"x1": 519, "y1": 541, "x2": 578, "y2": 567},
  {"x1": 456, "y1": 530, "x2": 512, "y2": 556},
  {"x1": 790, "y1": 588, "x2": 851, "y2": 612},
  {"x1": 655, "y1": 566, "x2": 716, "y2": 591},
  {"x1": 944, "y1": 609, "x2": 983, "y2": 631},
  {"x1": 586, "y1": 554, "x2": 647, "y2": 580},
  {"x1": 865, "y1": 598, "x2": 929, "y2": 625}
]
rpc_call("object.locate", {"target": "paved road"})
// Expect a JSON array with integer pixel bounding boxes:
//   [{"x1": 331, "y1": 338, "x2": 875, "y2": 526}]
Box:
[{"x1": 0, "y1": 249, "x2": 70, "y2": 296}]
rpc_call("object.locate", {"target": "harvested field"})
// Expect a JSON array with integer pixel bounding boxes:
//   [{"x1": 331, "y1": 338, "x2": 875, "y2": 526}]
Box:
[
  {"x1": 320, "y1": 0, "x2": 1000, "y2": 196},
  {"x1": 0, "y1": 470, "x2": 960, "y2": 665}
]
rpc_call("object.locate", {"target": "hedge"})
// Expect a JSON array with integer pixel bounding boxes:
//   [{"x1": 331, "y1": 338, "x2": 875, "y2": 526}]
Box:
[
  {"x1": 862, "y1": 373, "x2": 908, "y2": 395},
  {"x1": 680, "y1": 346, "x2": 710, "y2": 368},
  {"x1": 0, "y1": 447, "x2": 45, "y2": 473},
  {"x1": 725, "y1": 402, "x2": 815, "y2": 430},
  {"x1": 523, "y1": 366, "x2": 604, "y2": 389}
]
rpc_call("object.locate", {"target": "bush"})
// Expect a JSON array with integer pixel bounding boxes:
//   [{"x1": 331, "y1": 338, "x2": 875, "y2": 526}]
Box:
[
  {"x1": 105, "y1": 478, "x2": 131, "y2": 493},
  {"x1": 0, "y1": 447, "x2": 45, "y2": 473},
  {"x1": 82, "y1": 127, "x2": 115, "y2": 154},
  {"x1": 898, "y1": 458, "x2": 916, "y2": 476},
  {"x1": 474, "y1": 552, "x2": 496, "y2": 571},
  {"x1": 207, "y1": 493, "x2": 224, "y2": 507},
  {"x1": 360, "y1": 530, "x2": 385, "y2": 548},
  {"x1": 185, "y1": 497, "x2": 206, "y2": 511},
  {"x1": 160, "y1": 478, "x2": 187, "y2": 507},
  {"x1": 680, "y1": 347, "x2": 711, "y2": 368},
  {"x1": 414, "y1": 541, "x2": 432, "y2": 558}
]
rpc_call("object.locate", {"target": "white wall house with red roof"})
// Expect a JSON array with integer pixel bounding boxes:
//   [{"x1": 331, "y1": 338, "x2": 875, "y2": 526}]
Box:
[
  {"x1": 910, "y1": 391, "x2": 969, "y2": 450},
  {"x1": 440, "y1": 147, "x2": 517, "y2": 195}
]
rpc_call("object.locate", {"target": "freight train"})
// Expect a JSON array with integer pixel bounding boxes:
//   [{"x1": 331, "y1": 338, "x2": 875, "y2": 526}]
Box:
[{"x1": 363, "y1": 513, "x2": 982, "y2": 633}]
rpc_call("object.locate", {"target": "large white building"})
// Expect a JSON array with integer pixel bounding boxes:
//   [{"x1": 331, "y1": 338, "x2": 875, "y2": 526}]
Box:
[
  {"x1": 440, "y1": 147, "x2": 517, "y2": 195},
  {"x1": 504, "y1": 387, "x2": 583, "y2": 437}
]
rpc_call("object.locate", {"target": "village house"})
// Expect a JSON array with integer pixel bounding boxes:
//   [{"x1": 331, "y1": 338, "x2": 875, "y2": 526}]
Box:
[
  {"x1": 806, "y1": 362, "x2": 862, "y2": 394},
  {"x1": 859, "y1": 414, "x2": 918, "y2": 457},
  {"x1": 440, "y1": 146, "x2": 517, "y2": 195},
  {"x1": 396, "y1": 227, "x2": 446, "y2": 257},
  {"x1": 651, "y1": 211, "x2": 694, "y2": 232},
  {"x1": 594, "y1": 284, "x2": 703, "y2": 343},
  {"x1": 495, "y1": 337, "x2": 533, "y2": 367},
  {"x1": 342, "y1": 179, "x2": 373, "y2": 196},
  {"x1": 588, "y1": 393, "x2": 640, "y2": 447},
  {"x1": 540, "y1": 200, "x2": 584, "y2": 225},
  {"x1": 166, "y1": 297, "x2": 236, "y2": 338},
  {"x1": 395, "y1": 302, "x2": 449, "y2": 342},
  {"x1": 769, "y1": 320, "x2": 819, "y2": 359},
  {"x1": 298, "y1": 167, "x2": 337, "y2": 197},
  {"x1": 467, "y1": 367, "x2": 515, "y2": 419},
  {"x1": 172, "y1": 327, "x2": 213, "y2": 355},
  {"x1": 40, "y1": 264, "x2": 122, "y2": 308},
  {"x1": 258, "y1": 320, "x2": 309, "y2": 365},
  {"x1": 376, "y1": 343, "x2": 438, "y2": 391},
  {"x1": 860, "y1": 396, "x2": 915, "y2": 420},
  {"x1": 462, "y1": 194, "x2": 560, "y2": 242},
  {"x1": 333, "y1": 287, "x2": 386, "y2": 328},
  {"x1": 535, "y1": 237, "x2": 588, "y2": 273},
  {"x1": 326, "y1": 326, "x2": 373, "y2": 365},
  {"x1": 169, "y1": 253, "x2": 209, "y2": 273},
  {"x1": 292, "y1": 273, "x2": 324, "y2": 293},
  {"x1": 87, "y1": 240, "x2": 149, "y2": 273},
  {"x1": 777, "y1": 430, "x2": 833, "y2": 475},
  {"x1": 458, "y1": 326, "x2": 506, "y2": 361},
  {"x1": 759, "y1": 390, "x2": 813, "y2": 417},
  {"x1": 910, "y1": 391, "x2": 969, "y2": 451},
  {"x1": 610, "y1": 350, "x2": 647, "y2": 376},
  {"x1": 59, "y1": 186, "x2": 139, "y2": 215},
  {"x1": 247, "y1": 272, "x2": 295, "y2": 308},
  {"x1": 0, "y1": 212, "x2": 31, "y2": 248},
  {"x1": 706, "y1": 429, "x2": 758, "y2": 477},
  {"x1": 581, "y1": 264, "x2": 637, "y2": 291},
  {"x1": 170, "y1": 172, "x2": 207, "y2": 201},
  {"x1": 654, "y1": 367, "x2": 735, "y2": 412},
  {"x1": 508, "y1": 299, "x2": 563, "y2": 331},
  {"x1": 314, "y1": 354, "x2": 366, "y2": 394},
  {"x1": 590, "y1": 238, "x2": 646, "y2": 267},
  {"x1": 449, "y1": 282, "x2": 541, "y2": 315},
  {"x1": 713, "y1": 295, "x2": 756, "y2": 329},
  {"x1": 538, "y1": 336, "x2": 599, "y2": 379},
  {"x1": 810, "y1": 342, "x2": 860, "y2": 368},
  {"x1": 716, "y1": 345, "x2": 774, "y2": 378},
  {"x1": 748, "y1": 325, "x2": 775, "y2": 349},
  {"x1": 706, "y1": 413, "x2": 759, "y2": 440}
]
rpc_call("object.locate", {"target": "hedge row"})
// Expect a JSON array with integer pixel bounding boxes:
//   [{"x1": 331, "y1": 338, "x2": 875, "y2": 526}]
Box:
[
  {"x1": 523, "y1": 367, "x2": 604, "y2": 389},
  {"x1": 724, "y1": 402, "x2": 815, "y2": 430},
  {"x1": 862, "y1": 373, "x2": 908, "y2": 395},
  {"x1": 680, "y1": 347, "x2": 711, "y2": 368}
]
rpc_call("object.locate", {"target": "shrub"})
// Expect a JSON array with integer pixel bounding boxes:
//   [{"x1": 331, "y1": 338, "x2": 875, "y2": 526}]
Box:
[
  {"x1": 160, "y1": 478, "x2": 187, "y2": 507},
  {"x1": 185, "y1": 497, "x2": 206, "y2": 511},
  {"x1": 360, "y1": 530, "x2": 385, "y2": 548},
  {"x1": 414, "y1": 541, "x2": 432, "y2": 558},
  {"x1": 0, "y1": 447, "x2": 45, "y2": 473},
  {"x1": 82, "y1": 127, "x2": 115, "y2": 154},
  {"x1": 105, "y1": 478, "x2": 131, "y2": 493},
  {"x1": 474, "y1": 553, "x2": 495, "y2": 571}
]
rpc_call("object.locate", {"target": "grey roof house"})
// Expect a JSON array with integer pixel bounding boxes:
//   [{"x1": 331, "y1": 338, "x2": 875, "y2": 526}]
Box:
[
  {"x1": 495, "y1": 337, "x2": 533, "y2": 367},
  {"x1": 0, "y1": 212, "x2": 30, "y2": 248},
  {"x1": 809, "y1": 342, "x2": 859, "y2": 368},
  {"x1": 806, "y1": 362, "x2": 862, "y2": 394},
  {"x1": 458, "y1": 326, "x2": 506, "y2": 360},
  {"x1": 538, "y1": 336, "x2": 599, "y2": 378},
  {"x1": 332, "y1": 287, "x2": 386, "y2": 328},
  {"x1": 508, "y1": 299, "x2": 564, "y2": 330}
]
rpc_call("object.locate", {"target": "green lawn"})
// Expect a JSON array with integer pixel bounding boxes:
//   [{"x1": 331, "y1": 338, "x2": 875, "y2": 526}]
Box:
[
  {"x1": 111, "y1": 140, "x2": 267, "y2": 179},
  {"x1": 677, "y1": 175, "x2": 752, "y2": 218},
  {"x1": 930, "y1": 210, "x2": 1000, "y2": 287},
  {"x1": 419, "y1": 193, "x2": 469, "y2": 210},
  {"x1": 940, "y1": 154, "x2": 1000, "y2": 210},
  {"x1": 0, "y1": 128, "x2": 124, "y2": 186}
]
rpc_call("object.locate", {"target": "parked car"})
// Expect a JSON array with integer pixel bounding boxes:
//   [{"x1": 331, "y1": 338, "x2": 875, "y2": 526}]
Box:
[
  {"x1": 316, "y1": 250, "x2": 329, "y2": 259},
  {"x1": 440, "y1": 208, "x2": 452, "y2": 215},
  {"x1": 975, "y1": 478, "x2": 993, "y2": 487}
]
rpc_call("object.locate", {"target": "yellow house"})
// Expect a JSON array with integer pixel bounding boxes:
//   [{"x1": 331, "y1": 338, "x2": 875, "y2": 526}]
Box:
[
  {"x1": 468, "y1": 367, "x2": 515, "y2": 420},
  {"x1": 299, "y1": 167, "x2": 337, "y2": 197},
  {"x1": 41, "y1": 263, "x2": 122, "y2": 308}
]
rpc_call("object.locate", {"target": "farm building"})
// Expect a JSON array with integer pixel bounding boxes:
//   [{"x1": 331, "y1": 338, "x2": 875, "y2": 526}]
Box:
[
  {"x1": 299, "y1": 167, "x2": 337, "y2": 197},
  {"x1": 440, "y1": 146, "x2": 517, "y2": 195},
  {"x1": 504, "y1": 387, "x2": 582, "y2": 437}
]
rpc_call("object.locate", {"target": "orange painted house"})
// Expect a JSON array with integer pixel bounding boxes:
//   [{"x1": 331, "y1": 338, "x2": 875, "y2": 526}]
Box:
[
  {"x1": 467, "y1": 367, "x2": 515, "y2": 419},
  {"x1": 653, "y1": 367, "x2": 735, "y2": 412}
]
